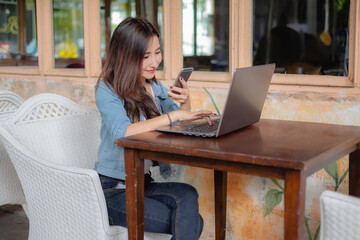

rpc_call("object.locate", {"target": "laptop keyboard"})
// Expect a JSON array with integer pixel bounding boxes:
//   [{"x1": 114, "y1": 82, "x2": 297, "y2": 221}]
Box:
[{"x1": 185, "y1": 118, "x2": 220, "y2": 133}]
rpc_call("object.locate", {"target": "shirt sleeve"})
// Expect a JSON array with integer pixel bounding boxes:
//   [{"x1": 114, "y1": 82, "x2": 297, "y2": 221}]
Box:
[
  {"x1": 157, "y1": 81, "x2": 180, "y2": 114},
  {"x1": 95, "y1": 84, "x2": 131, "y2": 143}
]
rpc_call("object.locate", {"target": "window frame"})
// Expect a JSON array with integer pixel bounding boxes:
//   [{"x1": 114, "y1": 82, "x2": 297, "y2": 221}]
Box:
[
  {"x1": 0, "y1": 0, "x2": 358, "y2": 88},
  {"x1": 41, "y1": 0, "x2": 87, "y2": 77}
]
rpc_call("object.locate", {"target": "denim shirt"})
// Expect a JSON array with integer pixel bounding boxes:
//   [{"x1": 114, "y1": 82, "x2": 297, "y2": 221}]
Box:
[{"x1": 94, "y1": 79, "x2": 179, "y2": 180}]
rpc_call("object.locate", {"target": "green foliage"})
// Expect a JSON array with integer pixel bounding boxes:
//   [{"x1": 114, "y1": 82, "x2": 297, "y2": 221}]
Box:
[
  {"x1": 335, "y1": 0, "x2": 347, "y2": 11},
  {"x1": 203, "y1": 87, "x2": 221, "y2": 115},
  {"x1": 324, "y1": 161, "x2": 349, "y2": 191},
  {"x1": 271, "y1": 178, "x2": 284, "y2": 191},
  {"x1": 264, "y1": 189, "x2": 283, "y2": 216},
  {"x1": 305, "y1": 218, "x2": 312, "y2": 240},
  {"x1": 264, "y1": 179, "x2": 283, "y2": 217},
  {"x1": 314, "y1": 224, "x2": 320, "y2": 240},
  {"x1": 325, "y1": 162, "x2": 339, "y2": 182},
  {"x1": 305, "y1": 218, "x2": 320, "y2": 240},
  {"x1": 338, "y1": 168, "x2": 349, "y2": 190}
]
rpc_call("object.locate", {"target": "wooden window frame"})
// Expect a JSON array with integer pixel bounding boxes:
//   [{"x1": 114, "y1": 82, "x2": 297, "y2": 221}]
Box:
[{"x1": 0, "y1": 0, "x2": 359, "y2": 89}]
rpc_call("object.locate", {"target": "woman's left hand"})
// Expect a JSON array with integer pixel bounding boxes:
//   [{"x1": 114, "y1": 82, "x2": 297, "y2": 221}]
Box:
[{"x1": 167, "y1": 77, "x2": 190, "y2": 104}]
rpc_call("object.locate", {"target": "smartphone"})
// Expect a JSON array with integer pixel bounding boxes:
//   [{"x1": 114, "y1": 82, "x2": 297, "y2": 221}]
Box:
[{"x1": 173, "y1": 67, "x2": 194, "y2": 88}]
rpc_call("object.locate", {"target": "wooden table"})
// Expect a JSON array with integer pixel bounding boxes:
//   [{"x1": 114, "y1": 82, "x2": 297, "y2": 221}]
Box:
[{"x1": 116, "y1": 119, "x2": 360, "y2": 240}]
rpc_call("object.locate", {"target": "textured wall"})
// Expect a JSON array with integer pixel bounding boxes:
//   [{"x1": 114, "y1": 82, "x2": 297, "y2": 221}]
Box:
[
  {"x1": 2, "y1": 77, "x2": 359, "y2": 240},
  {"x1": 0, "y1": 78, "x2": 96, "y2": 106}
]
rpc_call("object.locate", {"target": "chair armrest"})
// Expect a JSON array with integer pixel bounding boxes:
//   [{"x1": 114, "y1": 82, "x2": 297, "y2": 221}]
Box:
[{"x1": 320, "y1": 190, "x2": 360, "y2": 240}]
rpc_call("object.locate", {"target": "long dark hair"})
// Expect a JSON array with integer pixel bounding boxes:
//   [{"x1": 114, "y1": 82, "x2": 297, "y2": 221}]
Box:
[{"x1": 97, "y1": 17, "x2": 161, "y2": 122}]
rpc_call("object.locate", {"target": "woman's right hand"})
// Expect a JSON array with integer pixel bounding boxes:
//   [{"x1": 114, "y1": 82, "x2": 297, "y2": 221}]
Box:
[{"x1": 171, "y1": 110, "x2": 216, "y2": 125}]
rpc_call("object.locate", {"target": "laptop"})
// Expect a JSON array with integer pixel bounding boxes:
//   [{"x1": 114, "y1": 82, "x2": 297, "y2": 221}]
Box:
[{"x1": 156, "y1": 64, "x2": 275, "y2": 137}]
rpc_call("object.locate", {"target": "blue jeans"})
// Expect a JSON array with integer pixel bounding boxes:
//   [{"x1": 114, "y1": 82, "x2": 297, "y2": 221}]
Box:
[{"x1": 100, "y1": 175, "x2": 203, "y2": 240}]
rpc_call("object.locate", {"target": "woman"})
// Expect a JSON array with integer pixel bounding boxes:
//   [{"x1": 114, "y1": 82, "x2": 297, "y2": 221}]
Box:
[{"x1": 95, "y1": 17, "x2": 212, "y2": 239}]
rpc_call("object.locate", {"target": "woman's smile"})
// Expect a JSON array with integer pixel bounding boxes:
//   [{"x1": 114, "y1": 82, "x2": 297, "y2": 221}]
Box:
[{"x1": 146, "y1": 69, "x2": 156, "y2": 74}]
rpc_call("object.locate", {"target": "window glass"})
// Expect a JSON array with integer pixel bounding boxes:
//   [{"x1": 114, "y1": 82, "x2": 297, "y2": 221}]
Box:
[
  {"x1": 53, "y1": 0, "x2": 84, "y2": 68},
  {"x1": 182, "y1": 0, "x2": 229, "y2": 72},
  {"x1": 0, "y1": 0, "x2": 38, "y2": 67},
  {"x1": 100, "y1": 0, "x2": 164, "y2": 70},
  {"x1": 253, "y1": 0, "x2": 350, "y2": 76}
]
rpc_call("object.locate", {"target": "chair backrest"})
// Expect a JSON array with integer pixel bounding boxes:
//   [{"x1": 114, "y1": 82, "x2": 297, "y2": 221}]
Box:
[
  {"x1": 1, "y1": 93, "x2": 101, "y2": 169},
  {"x1": 0, "y1": 91, "x2": 24, "y2": 119},
  {"x1": 320, "y1": 190, "x2": 360, "y2": 240},
  {"x1": 0, "y1": 91, "x2": 25, "y2": 206}
]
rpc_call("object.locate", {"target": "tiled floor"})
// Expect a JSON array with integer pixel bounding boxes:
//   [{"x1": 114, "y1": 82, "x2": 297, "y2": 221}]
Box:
[{"x1": 0, "y1": 205, "x2": 29, "y2": 240}]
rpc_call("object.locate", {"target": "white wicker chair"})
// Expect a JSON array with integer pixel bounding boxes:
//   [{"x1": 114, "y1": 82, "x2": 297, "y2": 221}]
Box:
[
  {"x1": 0, "y1": 90, "x2": 25, "y2": 206},
  {"x1": 320, "y1": 190, "x2": 360, "y2": 240},
  {"x1": 1, "y1": 93, "x2": 101, "y2": 169},
  {"x1": 0, "y1": 93, "x2": 172, "y2": 240}
]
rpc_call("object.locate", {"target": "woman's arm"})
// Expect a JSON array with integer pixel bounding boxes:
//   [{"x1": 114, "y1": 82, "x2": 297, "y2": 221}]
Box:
[
  {"x1": 125, "y1": 109, "x2": 213, "y2": 136},
  {"x1": 95, "y1": 84, "x2": 132, "y2": 142}
]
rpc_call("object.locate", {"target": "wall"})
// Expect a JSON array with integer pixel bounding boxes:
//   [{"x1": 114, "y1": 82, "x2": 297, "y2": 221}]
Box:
[{"x1": 1, "y1": 76, "x2": 359, "y2": 240}]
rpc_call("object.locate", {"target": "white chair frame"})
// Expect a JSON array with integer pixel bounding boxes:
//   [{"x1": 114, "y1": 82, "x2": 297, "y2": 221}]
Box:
[
  {"x1": 320, "y1": 190, "x2": 360, "y2": 240},
  {"x1": 0, "y1": 90, "x2": 25, "y2": 206}
]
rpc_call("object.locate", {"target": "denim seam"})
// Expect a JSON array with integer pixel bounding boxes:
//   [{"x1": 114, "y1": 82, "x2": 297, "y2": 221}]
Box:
[
  {"x1": 103, "y1": 188, "x2": 125, "y2": 193},
  {"x1": 107, "y1": 204, "x2": 127, "y2": 215},
  {"x1": 107, "y1": 199, "x2": 171, "y2": 225},
  {"x1": 146, "y1": 192, "x2": 180, "y2": 240}
]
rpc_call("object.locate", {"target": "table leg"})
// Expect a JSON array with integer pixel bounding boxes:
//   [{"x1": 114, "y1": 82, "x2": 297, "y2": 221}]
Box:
[
  {"x1": 124, "y1": 148, "x2": 144, "y2": 240},
  {"x1": 214, "y1": 170, "x2": 227, "y2": 240},
  {"x1": 284, "y1": 170, "x2": 306, "y2": 240},
  {"x1": 349, "y1": 149, "x2": 360, "y2": 197}
]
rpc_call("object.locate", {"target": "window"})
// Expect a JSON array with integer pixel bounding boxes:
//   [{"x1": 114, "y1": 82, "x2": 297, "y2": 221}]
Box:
[
  {"x1": 253, "y1": 0, "x2": 350, "y2": 76},
  {"x1": 53, "y1": 0, "x2": 84, "y2": 68},
  {"x1": 182, "y1": 0, "x2": 229, "y2": 72},
  {"x1": 0, "y1": 0, "x2": 38, "y2": 67}
]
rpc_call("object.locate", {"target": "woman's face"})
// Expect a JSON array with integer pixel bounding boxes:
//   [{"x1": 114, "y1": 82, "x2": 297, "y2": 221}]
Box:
[{"x1": 141, "y1": 36, "x2": 162, "y2": 81}]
